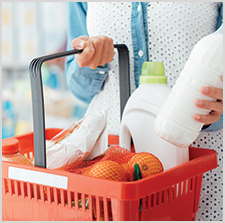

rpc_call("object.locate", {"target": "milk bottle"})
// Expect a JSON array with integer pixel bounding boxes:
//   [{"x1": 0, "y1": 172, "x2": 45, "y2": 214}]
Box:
[
  {"x1": 154, "y1": 24, "x2": 223, "y2": 148},
  {"x1": 120, "y1": 62, "x2": 189, "y2": 170}
]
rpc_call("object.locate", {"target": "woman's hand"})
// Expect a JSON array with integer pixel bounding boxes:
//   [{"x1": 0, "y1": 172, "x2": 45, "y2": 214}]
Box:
[
  {"x1": 71, "y1": 35, "x2": 115, "y2": 69},
  {"x1": 194, "y1": 76, "x2": 223, "y2": 125}
]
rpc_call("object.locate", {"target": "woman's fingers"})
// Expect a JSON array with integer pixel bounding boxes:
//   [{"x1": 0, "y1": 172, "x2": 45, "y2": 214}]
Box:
[
  {"x1": 76, "y1": 39, "x2": 95, "y2": 67},
  {"x1": 194, "y1": 111, "x2": 221, "y2": 125},
  {"x1": 98, "y1": 36, "x2": 115, "y2": 66},
  {"x1": 71, "y1": 35, "x2": 96, "y2": 67},
  {"x1": 104, "y1": 37, "x2": 115, "y2": 65},
  {"x1": 194, "y1": 100, "x2": 223, "y2": 124},
  {"x1": 71, "y1": 35, "x2": 89, "y2": 49},
  {"x1": 195, "y1": 99, "x2": 223, "y2": 112},
  {"x1": 88, "y1": 36, "x2": 115, "y2": 69},
  {"x1": 194, "y1": 99, "x2": 223, "y2": 124},
  {"x1": 194, "y1": 78, "x2": 223, "y2": 125},
  {"x1": 71, "y1": 35, "x2": 114, "y2": 69},
  {"x1": 87, "y1": 36, "x2": 105, "y2": 69},
  {"x1": 200, "y1": 86, "x2": 223, "y2": 101}
]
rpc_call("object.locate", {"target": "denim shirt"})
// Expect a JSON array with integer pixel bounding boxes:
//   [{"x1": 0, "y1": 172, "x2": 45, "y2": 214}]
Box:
[{"x1": 65, "y1": 2, "x2": 223, "y2": 132}]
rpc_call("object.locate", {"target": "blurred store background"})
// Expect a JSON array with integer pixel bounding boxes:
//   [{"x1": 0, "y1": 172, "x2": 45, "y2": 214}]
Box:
[{"x1": 2, "y1": 2, "x2": 88, "y2": 138}]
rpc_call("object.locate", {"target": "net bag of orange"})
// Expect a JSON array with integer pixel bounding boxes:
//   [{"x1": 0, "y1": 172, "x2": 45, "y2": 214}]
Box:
[{"x1": 57, "y1": 145, "x2": 164, "y2": 182}]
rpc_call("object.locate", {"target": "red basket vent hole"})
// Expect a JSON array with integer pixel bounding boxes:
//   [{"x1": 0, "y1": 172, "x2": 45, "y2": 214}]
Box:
[
  {"x1": 23, "y1": 182, "x2": 28, "y2": 197},
  {"x1": 58, "y1": 189, "x2": 68, "y2": 205},
  {"x1": 30, "y1": 183, "x2": 34, "y2": 198},
  {"x1": 99, "y1": 196, "x2": 105, "y2": 221},
  {"x1": 3, "y1": 178, "x2": 9, "y2": 194},
  {"x1": 85, "y1": 194, "x2": 90, "y2": 210},
  {"x1": 71, "y1": 191, "x2": 75, "y2": 207},
  {"x1": 57, "y1": 189, "x2": 61, "y2": 204},
  {"x1": 17, "y1": 181, "x2": 21, "y2": 196}
]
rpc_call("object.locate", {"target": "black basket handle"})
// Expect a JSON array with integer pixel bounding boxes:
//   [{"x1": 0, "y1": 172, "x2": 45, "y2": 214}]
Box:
[{"x1": 29, "y1": 44, "x2": 130, "y2": 168}]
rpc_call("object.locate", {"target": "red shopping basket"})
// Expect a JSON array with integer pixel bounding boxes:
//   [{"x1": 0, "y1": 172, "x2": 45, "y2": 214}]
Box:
[
  {"x1": 2, "y1": 45, "x2": 218, "y2": 221},
  {"x1": 2, "y1": 130, "x2": 218, "y2": 221}
]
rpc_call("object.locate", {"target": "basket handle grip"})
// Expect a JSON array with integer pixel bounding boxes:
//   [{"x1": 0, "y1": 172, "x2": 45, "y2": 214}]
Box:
[{"x1": 29, "y1": 44, "x2": 130, "y2": 168}]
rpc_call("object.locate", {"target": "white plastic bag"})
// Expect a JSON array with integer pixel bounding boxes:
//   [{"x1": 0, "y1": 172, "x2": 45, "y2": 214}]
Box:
[{"x1": 46, "y1": 110, "x2": 108, "y2": 169}]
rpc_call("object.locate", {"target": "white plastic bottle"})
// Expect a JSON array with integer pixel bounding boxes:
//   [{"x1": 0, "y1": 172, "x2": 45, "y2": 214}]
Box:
[
  {"x1": 120, "y1": 62, "x2": 189, "y2": 170},
  {"x1": 154, "y1": 24, "x2": 223, "y2": 148}
]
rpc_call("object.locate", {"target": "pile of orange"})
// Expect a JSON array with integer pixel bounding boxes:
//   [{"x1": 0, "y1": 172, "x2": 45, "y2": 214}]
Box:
[
  {"x1": 88, "y1": 160, "x2": 128, "y2": 181},
  {"x1": 84, "y1": 148, "x2": 164, "y2": 182}
]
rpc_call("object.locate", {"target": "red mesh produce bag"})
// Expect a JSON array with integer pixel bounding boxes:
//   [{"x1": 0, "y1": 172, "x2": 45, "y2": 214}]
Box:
[
  {"x1": 56, "y1": 145, "x2": 163, "y2": 182},
  {"x1": 56, "y1": 145, "x2": 135, "y2": 176}
]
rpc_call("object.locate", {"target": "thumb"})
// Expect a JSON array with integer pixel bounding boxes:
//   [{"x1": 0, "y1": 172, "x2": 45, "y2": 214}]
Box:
[{"x1": 71, "y1": 36, "x2": 89, "y2": 50}]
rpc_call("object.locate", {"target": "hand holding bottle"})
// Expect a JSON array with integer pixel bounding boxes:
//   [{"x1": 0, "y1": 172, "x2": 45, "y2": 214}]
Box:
[
  {"x1": 154, "y1": 26, "x2": 223, "y2": 148},
  {"x1": 194, "y1": 75, "x2": 223, "y2": 125}
]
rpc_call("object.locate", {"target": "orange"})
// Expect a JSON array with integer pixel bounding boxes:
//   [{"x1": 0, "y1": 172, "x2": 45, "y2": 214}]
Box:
[
  {"x1": 88, "y1": 161, "x2": 128, "y2": 181},
  {"x1": 82, "y1": 167, "x2": 92, "y2": 176},
  {"x1": 121, "y1": 163, "x2": 133, "y2": 181},
  {"x1": 127, "y1": 152, "x2": 164, "y2": 178}
]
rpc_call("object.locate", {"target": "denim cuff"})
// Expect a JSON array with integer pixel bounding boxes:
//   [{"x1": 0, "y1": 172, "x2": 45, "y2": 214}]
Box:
[{"x1": 201, "y1": 114, "x2": 223, "y2": 132}]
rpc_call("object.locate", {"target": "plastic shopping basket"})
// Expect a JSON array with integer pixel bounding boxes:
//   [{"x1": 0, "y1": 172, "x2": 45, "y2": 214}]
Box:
[{"x1": 2, "y1": 45, "x2": 218, "y2": 221}]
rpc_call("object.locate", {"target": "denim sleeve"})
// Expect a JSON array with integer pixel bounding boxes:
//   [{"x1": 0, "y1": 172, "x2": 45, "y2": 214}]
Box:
[
  {"x1": 65, "y1": 2, "x2": 109, "y2": 104},
  {"x1": 201, "y1": 3, "x2": 223, "y2": 133},
  {"x1": 201, "y1": 114, "x2": 223, "y2": 132},
  {"x1": 216, "y1": 2, "x2": 223, "y2": 29}
]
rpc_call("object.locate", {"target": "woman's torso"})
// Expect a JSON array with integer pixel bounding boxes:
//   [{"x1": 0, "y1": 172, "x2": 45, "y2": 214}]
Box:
[
  {"x1": 84, "y1": 3, "x2": 222, "y2": 220},
  {"x1": 85, "y1": 2, "x2": 220, "y2": 135}
]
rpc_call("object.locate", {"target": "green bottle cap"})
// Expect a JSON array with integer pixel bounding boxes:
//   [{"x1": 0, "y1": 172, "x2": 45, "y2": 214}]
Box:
[{"x1": 139, "y1": 62, "x2": 167, "y2": 84}]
